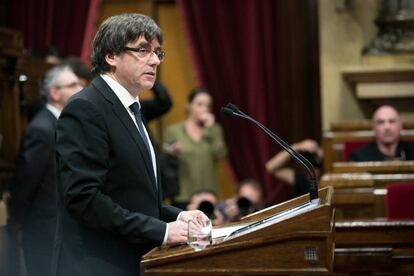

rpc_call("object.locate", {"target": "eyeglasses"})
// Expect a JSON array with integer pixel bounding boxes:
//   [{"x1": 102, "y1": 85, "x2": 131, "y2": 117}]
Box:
[
  {"x1": 55, "y1": 81, "x2": 82, "y2": 90},
  {"x1": 123, "y1": 45, "x2": 165, "y2": 62}
]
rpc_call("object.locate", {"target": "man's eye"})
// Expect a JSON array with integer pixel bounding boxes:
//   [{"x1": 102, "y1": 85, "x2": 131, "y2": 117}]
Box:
[{"x1": 138, "y1": 47, "x2": 149, "y2": 53}]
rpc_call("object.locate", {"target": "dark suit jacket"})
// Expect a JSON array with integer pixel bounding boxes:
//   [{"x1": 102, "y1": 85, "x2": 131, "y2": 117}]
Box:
[
  {"x1": 51, "y1": 76, "x2": 181, "y2": 276},
  {"x1": 349, "y1": 141, "x2": 414, "y2": 161},
  {"x1": 9, "y1": 108, "x2": 57, "y2": 275}
]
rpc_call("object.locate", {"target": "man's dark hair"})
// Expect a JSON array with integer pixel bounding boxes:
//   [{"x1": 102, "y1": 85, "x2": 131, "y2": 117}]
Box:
[{"x1": 91, "y1": 13, "x2": 163, "y2": 75}]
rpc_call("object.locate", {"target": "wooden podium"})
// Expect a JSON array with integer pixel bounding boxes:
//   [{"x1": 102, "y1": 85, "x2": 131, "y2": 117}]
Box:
[{"x1": 141, "y1": 187, "x2": 334, "y2": 275}]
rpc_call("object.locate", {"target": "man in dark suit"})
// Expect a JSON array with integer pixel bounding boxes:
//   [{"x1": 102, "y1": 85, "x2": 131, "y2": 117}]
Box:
[
  {"x1": 51, "y1": 13, "x2": 207, "y2": 276},
  {"x1": 9, "y1": 64, "x2": 83, "y2": 276},
  {"x1": 349, "y1": 105, "x2": 414, "y2": 161}
]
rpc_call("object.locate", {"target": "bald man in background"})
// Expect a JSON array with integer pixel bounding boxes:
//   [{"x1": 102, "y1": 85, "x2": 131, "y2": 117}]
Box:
[{"x1": 349, "y1": 105, "x2": 414, "y2": 161}]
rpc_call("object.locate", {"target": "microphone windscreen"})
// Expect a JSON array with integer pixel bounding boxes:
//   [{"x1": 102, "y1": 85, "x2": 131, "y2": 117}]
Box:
[
  {"x1": 221, "y1": 107, "x2": 234, "y2": 116},
  {"x1": 226, "y1": 103, "x2": 240, "y2": 112}
]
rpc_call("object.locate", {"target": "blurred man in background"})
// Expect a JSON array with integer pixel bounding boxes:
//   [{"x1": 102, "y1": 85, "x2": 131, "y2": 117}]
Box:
[
  {"x1": 9, "y1": 64, "x2": 83, "y2": 276},
  {"x1": 349, "y1": 105, "x2": 414, "y2": 161}
]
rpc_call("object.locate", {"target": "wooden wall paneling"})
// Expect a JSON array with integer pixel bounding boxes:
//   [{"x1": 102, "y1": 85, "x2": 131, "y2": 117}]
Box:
[{"x1": 0, "y1": 27, "x2": 23, "y2": 163}]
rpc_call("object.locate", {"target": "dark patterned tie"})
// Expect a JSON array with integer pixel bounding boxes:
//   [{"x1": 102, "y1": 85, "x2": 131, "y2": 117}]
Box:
[{"x1": 129, "y1": 102, "x2": 151, "y2": 155}]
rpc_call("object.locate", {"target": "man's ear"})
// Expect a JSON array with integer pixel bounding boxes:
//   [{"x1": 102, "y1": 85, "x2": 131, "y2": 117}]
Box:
[{"x1": 105, "y1": 53, "x2": 117, "y2": 67}]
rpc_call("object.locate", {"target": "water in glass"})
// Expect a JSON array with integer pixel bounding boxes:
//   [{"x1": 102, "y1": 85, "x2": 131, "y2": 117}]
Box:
[{"x1": 187, "y1": 218, "x2": 212, "y2": 251}]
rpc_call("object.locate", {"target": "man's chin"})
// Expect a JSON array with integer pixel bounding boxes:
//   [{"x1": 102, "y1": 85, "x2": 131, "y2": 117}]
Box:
[
  {"x1": 138, "y1": 82, "x2": 156, "y2": 92},
  {"x1": 380, "y1": 139, "x2": 399, "y2": 146}
]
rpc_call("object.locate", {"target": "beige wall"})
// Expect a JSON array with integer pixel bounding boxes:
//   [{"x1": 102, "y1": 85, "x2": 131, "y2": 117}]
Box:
[{"x1": 319, "y1": 0, "x2": 380, "y2": 130}]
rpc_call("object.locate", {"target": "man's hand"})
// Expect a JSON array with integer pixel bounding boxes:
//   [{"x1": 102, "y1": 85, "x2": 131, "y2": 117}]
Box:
[
  {"x1": 166, "y1": 220, "x2": 188, "y2": 245},
  {"x1": 166, "y1": 210, "x2": 209, "y2": 246},
  {"x1": 178, "y1": 210, "x2": 208, "y2": 223},
  {"x1": 292, "y1": 139, "x2": 319, "y2": 153}
]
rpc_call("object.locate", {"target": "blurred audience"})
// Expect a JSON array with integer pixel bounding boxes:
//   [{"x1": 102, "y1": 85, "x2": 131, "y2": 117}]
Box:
[
  {"x1": 163, "y1": 87, "x2": 227, "y2": 208},
  {"x1": 219, "y1": 179, "x2": 265, "y2": 223},
  {"x1": 44, "y1": 46, "x2": 62, "y2": 65},
  {"x1": 186, "y1": 189, "x2": 224, "y2": 226},
  {"x1": 141, "y1": 80, "x2": 173, "y2": 123},
  {"x1": 140, "y1": 80, "x2": 176, "y2": 201},
  {"x1": 266, "y1": 139, "x2": 323, "y2": 197},
  {"x1": 349, "y1": 105, "x2": 414, "y2": 161}
]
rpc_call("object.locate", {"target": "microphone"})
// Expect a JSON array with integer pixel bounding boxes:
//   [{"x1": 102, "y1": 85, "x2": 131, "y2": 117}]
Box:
[{"x1": 221, "y1": 103, "x2": 319, "y2": 203}]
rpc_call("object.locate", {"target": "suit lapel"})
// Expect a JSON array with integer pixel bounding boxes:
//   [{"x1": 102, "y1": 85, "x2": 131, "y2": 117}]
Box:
[{"x1": 91, "y1": 77, "x2": 157, "y2": 188}]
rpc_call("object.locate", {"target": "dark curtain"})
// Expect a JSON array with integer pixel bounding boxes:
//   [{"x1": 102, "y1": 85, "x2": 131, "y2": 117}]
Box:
[
  {"x1": 178, "y1": 0, "x2": 321, "y2": 204},
  {"x1": 9, "y1": 0, "x2": 91, "y2": 57}
]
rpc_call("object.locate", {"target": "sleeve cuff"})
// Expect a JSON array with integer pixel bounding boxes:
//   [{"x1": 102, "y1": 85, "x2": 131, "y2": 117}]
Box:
[
  {"x1": 162, "y1": 211, "x2": 184, "y2": 245},
  {"x1": 176, "y1": 211, "x2": 183, "y2": 222},
  {"x1": 162, "y1": 223, "x2": 168, "y2": 245}
]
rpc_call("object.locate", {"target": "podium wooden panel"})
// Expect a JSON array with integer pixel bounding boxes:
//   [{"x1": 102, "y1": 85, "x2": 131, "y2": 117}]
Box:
[
  {"x1": 334, "y1": 220, "x2": 414, "y2": 275},
  {"x1": 141, "y1": 187, "x2": 334, "y2": 275},
  {"x1": 332, "y1": 161, "x2": 414, "y2": 174},
  {"x1": 321, "y1": 172, "x2": 414, "y2": 220}
]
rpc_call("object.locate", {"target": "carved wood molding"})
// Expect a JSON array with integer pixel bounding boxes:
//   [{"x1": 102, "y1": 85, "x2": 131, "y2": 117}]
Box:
[
  {"x1": 342, "y1": 65, "x2": 414, "y2": 84},
  {"x1": 342, "y1": 65, "x2": 414, "y2": 99}
]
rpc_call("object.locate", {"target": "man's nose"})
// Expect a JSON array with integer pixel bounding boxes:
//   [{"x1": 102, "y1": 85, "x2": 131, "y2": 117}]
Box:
[{"x1": 148, "y1": 52, "x2": 161, "y2": 65}]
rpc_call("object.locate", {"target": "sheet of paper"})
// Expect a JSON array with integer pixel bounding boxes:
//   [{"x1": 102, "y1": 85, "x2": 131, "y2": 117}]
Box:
[
  {"x1": 212, "y1": 224, "x2": 247, "y2": 239},
  {"x1": 224, "y1": 200, "x2": 318, "y2": 241}
]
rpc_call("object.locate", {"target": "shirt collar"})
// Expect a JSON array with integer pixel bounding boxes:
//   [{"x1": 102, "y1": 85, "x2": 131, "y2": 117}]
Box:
[
  {"x1": 46, "y1": 103, "x2": 60, "y2": 119},
  {"x1": 100, "y1": 74, "x2": 141, "y2": 109}
]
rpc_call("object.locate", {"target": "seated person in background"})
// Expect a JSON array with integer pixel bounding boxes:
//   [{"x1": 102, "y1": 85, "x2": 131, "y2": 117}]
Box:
[
  {"x1": 349, "y1": 105, "x2": 414, "y2": 161},
  {"x1": 163, "y1": 87, "x2": 228, "y2": 208},
  {"x1": 265, "y1": 139, "x2": 323, "y2": 197},
  {"x1": 219, "y1": 179, "x2": 265, "y2": 223},
  {"x1": 187, "y1": 189, "x2": 224, "y2": 226}
]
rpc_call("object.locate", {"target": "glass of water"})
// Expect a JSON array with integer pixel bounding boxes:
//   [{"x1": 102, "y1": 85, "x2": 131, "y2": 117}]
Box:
[{"x1": 187, "y1": 218, "x2": 212, "y2": 251}]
